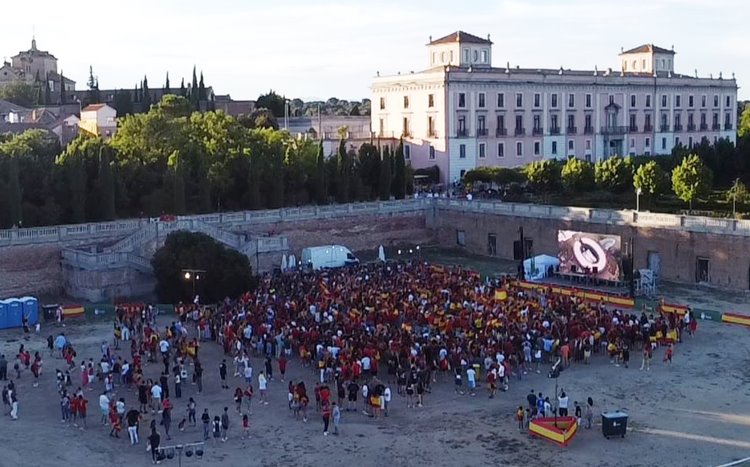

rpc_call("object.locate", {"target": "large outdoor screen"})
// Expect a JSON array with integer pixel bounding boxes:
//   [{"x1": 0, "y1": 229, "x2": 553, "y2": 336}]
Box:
[{"x1": 557, "y1": 230, "x2": 622, "y2": 281}]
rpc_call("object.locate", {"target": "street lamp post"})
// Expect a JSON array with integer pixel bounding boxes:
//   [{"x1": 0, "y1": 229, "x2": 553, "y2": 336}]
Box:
[
  {"x1": 181, "y1": 268, "x2": 206, "y2": 300},
  {"x1": 636, "y1": 188, "x2": 642, "y2": 212}
]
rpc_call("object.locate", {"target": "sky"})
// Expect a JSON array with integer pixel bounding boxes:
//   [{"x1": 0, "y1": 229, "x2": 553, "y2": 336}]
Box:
[{"x1": 2, "y1": 0, "x2": 748, "y2": 101}]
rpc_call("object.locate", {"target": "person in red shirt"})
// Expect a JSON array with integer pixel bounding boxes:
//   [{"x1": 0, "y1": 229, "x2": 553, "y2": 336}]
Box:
[
  {"x1": 278, "y1": 356, "x2": 288, "y2": 382},
  {"x1": 70, "y1": 392, "x2": 80, "y2": 427},
  {"x1": 77, "y1": 394, "x2": 88, "y2": 430}
]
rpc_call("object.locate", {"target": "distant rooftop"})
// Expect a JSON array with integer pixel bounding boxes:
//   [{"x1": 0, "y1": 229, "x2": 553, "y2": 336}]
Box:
[
  {"x1": 621, "y1": 44, "x2": 675, "y2": 55},
  {"x1": 429, "y1": 31, "x2": 493, "y2": 46}
]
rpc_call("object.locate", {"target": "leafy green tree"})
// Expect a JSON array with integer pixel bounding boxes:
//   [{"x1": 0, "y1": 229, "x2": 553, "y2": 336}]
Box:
[
  {"x1": 0, "y1": 81, "x2": 38, "y2": 107},
  {"x1": 168, "y1": 150, "x2": 186, "y2": 215},
  {"x1": 595, "y1": 156, "x2": 633, "y2": 192},
  {"x1": 6, "y1": 157, "x2": 23, "y2": 226},
  {"x1": 151, "y1": 231, "x2": 255, "y2": 303},
  {"x1": 256, "y1": 91, "x2": 286, "y2": 118},
  {"x1": 726, "y1": 177, "x2": 749, "y2": 216},
  {"x1": 243, "y1": 109, "x2": 278, "y2": 130},
  {"x1": 561, "y1": 157, "x2": 594, "y2": 192},
  {"x1": 633, "y1": 161, "x2": 667, "y2": 198},
  {"x1": 671, "y1": 153, "x2": 713, "y2": 210},
  {"x1": 525, "y1": 160, "x2": 561, "y2": 195},
  {"x1": 739, "y1": 106, "x2": 750, "y2": 138},
  {"x1": 379, "y1": 145, "x2": 392, "y2": 200},
  {"x1": 392, "y1": 139, "x2": 406, "y2": 199},
  {"x1": 97, "y1": 146, "x2": 116, "y2": 220}
]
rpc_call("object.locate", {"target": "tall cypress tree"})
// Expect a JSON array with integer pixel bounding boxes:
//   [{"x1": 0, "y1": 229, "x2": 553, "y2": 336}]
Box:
[
  {"x1": 198, "y1": 72, "x2": 206, "y2": 101},
  {"x1": 392, "y1": 139, "x2": 406, "y2": 199},
  {"x1": 314, "y1": 142, "x2": 326, "y2": 204},
  {"x1": 59, "y1": 70, "x2": 66, "y2": 104},
  {"x1": 141, "y1": 76, "x2": 152, "y2": 109},
  {"x1": 191, "y1": 66, "x2": 199, "y2": 108},
  {"x1": 379, "y1": 146, "x2": 392, "y2": 200},
  {"x1": 336, "y1": 139, "x2": 350, "y2": 203},
  {"x1": 98, "y1": 146, "x2": 116, "y2": 220},
  {"x1": 164, "y1": 72, "x2": 171, "y2": 95},
  {"x1": 179, "y1": 78, "x2": 186, "y2": 97},
  {"x1": 8, "y1": 157, "x2": 23, "y2": 227}
]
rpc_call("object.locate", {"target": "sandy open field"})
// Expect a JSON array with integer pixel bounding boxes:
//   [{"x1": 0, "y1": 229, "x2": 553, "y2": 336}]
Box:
[{"x1": 1, "y1": 313, "x2": 749, "y2": 467}]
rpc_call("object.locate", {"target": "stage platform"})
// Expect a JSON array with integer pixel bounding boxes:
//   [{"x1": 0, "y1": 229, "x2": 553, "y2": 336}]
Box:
[{"x1": 536, "y1": 274, "x2": 631, "y2": 296}]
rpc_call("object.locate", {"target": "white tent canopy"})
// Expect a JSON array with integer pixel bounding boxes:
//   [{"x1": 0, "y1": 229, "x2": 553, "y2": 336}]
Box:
[{"x1": 523, "y1": 254, "x2": 560, "y2": 281}]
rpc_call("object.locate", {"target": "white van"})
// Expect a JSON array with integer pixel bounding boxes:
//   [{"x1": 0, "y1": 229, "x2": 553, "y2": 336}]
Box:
[{"x1": 301, "y1": 245, "x2": 359, "y2": 270}]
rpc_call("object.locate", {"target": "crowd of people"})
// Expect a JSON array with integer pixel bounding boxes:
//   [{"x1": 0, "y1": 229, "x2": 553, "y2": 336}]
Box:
[{"x1": 0, "y1": 260, "x2": 695, "y2": 463}]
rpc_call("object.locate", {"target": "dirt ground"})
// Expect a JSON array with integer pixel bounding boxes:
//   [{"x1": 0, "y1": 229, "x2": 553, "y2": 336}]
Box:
[{"x1": 1, "y1": 314, "x2": 749, "y2": 467}]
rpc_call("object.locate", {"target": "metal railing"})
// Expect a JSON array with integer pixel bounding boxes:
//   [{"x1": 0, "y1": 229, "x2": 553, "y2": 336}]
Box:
[
  {"x1": 514, "y1": 127, "x2": 525, "y2": 136},
  {"x1": 549, "y1": 127, "x2": 561, "y2": 135},
  {"x1": 566, "y1": 126, "x2": 577, "y2": 135},
  {"x1": 456, "y1": 129, "x2": 468, "y2": 137},
  {"x1": 477, "y1": 128, "x2": 488, "y2": 137},
  {"x1": 532, "y1": 127, "x2": 543, "y2": 136},
  {"x1": 601, "y1": 126, "x2": 628, "y2": 135},
  {"x1": 495, "y1": 128, "x2": 507, "y2": 137}
]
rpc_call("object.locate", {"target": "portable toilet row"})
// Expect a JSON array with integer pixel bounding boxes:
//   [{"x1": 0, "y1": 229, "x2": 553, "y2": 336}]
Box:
[{"x1": 0, "y1": 297, "x2": 39, "y2": 329}]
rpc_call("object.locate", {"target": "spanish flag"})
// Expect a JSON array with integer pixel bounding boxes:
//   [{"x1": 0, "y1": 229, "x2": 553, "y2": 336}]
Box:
[
  {"x1": 722, "y1": 312, "x2": 750, "y2": 327},
  {"x1": 660, "y1": 303, "x2": 688, "y2": 316},
  {"x1": 63, "y1": 304, "x2": 85, "y2": 319}
]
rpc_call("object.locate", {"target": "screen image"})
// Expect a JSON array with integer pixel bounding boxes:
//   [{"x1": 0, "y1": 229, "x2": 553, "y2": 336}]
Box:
[{"x1": 557, "y1": 230, "x2": 622, "y2": 281}]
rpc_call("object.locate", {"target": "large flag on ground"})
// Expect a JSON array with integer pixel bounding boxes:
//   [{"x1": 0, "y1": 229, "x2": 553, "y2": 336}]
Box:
[{"x1": 62, "y1": 304, "x2": 85, "y2": 319}]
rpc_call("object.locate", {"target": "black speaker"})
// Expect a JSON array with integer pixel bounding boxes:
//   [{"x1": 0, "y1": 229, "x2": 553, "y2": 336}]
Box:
[
  {"x1": 592, "y1": 266, "x2": 599, "y2": 275},
  {"x1": 513, "y1": 240, "x2": 523, "y2": 260},
  {"x1": 571, "y1": 264, "x2": 578, "y2": 273}
]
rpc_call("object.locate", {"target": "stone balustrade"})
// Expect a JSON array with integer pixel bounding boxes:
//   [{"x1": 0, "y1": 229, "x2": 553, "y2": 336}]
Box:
[{"x1": 4, "y1": 197, "x2": 750, "y2": 250}]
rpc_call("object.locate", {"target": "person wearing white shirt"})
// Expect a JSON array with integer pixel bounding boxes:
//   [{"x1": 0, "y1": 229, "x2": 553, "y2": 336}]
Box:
[
  {"x1": 466, "y1": 367, "x2": 477, "y2": 396},
  {"x1": 159, "y1": 339, "x2": 170, "y2": 356},
  {"x1": 383, "y1": 386, "x2": 392, "y2": 416},
  {"x1": 558, "y1": 391, "x2": 569, "y2": 416},
  {"x1": 151, "y1": 383, "x2": 163, "y2": 414},
  {"x1": 99, "y1": 393, "x2": 110, "y2": 425},
  {"x1": 258, "y1": 372, "x2": 268, "y2": 404}
]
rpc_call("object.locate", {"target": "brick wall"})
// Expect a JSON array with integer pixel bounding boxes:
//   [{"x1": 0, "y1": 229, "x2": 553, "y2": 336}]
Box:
[
  {"x1": 434, "y1": 209, "x2": 750, "y2": 290},
  {"x1": 242, "y1": 213, "x2": 433, "y2": 257},
  {"x1": 0, "y1": 244, "x2": 63, "y2": 297}
]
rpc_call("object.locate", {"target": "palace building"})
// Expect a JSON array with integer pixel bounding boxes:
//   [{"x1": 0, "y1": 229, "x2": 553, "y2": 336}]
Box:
[{"x1": 371, "y1": 31, "x2": 738, "y2": 183}]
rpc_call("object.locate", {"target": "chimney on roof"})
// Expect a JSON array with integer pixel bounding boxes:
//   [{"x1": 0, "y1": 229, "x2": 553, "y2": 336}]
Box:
[
  {"x1": 594, "y1": 65, "x2": 598, "y2": 76},
  {"x1": 456, "y1": 32, "x2": 461, "y2": 42},
  {"x1": 487, "y1": 34, "x2": 491, "y2": 41},
  {"x1": 694, "y1": 69, "x2": 698, "y2": 78},
  {"x1": 559, "y1": 66, "x2": 563, "y2": 75},
  {"x1": 505, "y1": 62, "x2": 510, "y2": 74},
  {"x1": 429, "y1": 35, "x2": 432, "y2": 42},
  {"x1": 671, "y1": 45, "x2": 674, "y2": 51},
  {"x1": 621, "y1": 46, "x2": 624, "y2": 53}
]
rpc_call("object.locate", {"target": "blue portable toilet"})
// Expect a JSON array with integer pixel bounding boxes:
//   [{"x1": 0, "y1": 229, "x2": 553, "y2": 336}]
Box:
[
  {"x1": 7, "y1": 299, "x2": 23, "y2": 328},
  {"x1": 21, "y1": 296, "x2": 39, "y2": 326},
  {"x1": 0, "y1": 300, "x2": 8, "y2": 330}
]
